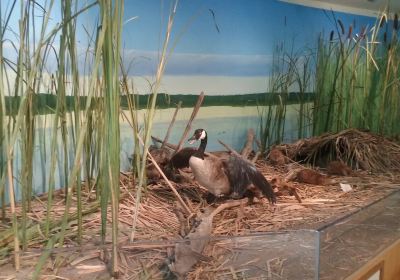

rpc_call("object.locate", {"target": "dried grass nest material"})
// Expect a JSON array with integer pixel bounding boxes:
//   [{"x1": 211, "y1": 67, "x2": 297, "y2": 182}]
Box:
[{"x1": 277, "y1": 128, "x2": 400, "y2": 173}]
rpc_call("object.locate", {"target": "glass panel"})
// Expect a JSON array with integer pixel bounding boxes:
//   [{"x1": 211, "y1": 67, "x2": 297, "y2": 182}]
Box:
[
  {"x1": 185, "y1": 230, "x2": 318, "y2": 279},
  {"x1": 318, "y1": 190, "x2": 400, "y2": 280}
]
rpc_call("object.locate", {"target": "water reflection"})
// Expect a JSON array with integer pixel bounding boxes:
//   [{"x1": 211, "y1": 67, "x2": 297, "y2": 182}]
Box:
[{"x1": 4, "y1": 105, "x2": 309, "y2": 202}]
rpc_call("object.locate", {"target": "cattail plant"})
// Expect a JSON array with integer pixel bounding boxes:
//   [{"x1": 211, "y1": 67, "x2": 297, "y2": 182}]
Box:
[
  {"x1": 313, "y1": 11, "x2": 400, "y2": 138},
  {"x1": 259, "y1": 44, "x2": 313, "y2": 151}
]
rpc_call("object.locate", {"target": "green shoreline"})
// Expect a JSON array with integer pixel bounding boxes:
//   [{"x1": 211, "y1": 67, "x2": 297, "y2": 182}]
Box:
[{"x1": 3, "y1": 92, "x2": 314, "y2": 115}]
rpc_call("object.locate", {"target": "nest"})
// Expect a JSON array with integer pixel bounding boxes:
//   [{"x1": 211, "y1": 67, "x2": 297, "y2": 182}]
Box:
[
  {"x1": 279, "y1": 128, "x2": 400, "y2": 173},
  {"x1": 2, "y1": 162, "x2": 400, "y2": 279},
  {"x1": 2, "y1": 128, "x2": 400, "y2": 279}
]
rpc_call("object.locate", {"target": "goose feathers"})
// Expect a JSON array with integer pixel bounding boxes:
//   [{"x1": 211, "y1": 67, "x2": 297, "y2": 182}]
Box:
[
  {"x1": 187, "y1": 128, "x2": 276, "y2": 204},
  {"x1": 224, "y1": 155, "x2": 276, "y2": 203},
  {"x1": 189, "y1": 156, "x2": 230, "y2": 196}
]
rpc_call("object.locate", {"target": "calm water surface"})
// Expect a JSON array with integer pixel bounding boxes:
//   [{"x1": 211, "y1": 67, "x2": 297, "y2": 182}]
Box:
[{"x1": 4, "y1": 105, "x2": 309, "y2": 202}]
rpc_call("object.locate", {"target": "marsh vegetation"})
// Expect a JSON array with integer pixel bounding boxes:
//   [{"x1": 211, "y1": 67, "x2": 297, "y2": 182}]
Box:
[{"x1": 0, "y1": 1, "x2": 399, "y2": 278}]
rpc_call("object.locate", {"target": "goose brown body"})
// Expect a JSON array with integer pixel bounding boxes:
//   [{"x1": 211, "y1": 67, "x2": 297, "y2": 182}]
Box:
[
  {"x1": 188, "y1": 128, "x2": 276, "y2": 203},
  {"x1": 189, "y1": 155, "x2": 230, "y2": 196}
]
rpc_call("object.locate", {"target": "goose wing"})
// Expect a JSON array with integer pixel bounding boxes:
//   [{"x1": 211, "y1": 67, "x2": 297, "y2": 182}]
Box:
[
  {"x1": 225, "y1": 155, "x2": 276, "y2": 203},
  {"x1": 170, "y1": 147, "x2": 197, "y2": 169}
]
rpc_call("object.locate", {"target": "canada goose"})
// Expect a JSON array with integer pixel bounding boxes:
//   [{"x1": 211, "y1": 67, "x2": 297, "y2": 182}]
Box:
[{"x1": 188, "y1": 128, "x2": 276, "y2": 203}]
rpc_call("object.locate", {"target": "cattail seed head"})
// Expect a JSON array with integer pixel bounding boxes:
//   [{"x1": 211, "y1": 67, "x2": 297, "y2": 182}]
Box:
[
  {"x1": 379, "y1": 15, "x2": 386, "y2": 28},
  {"x1": 360, "y1": 26, "x2": 366, "y2": 39},
  {"x1": 329, "y1": 30, "x2": 334, "y2": 41},
  {"x1": 394, "y1": 13, "x2": 399, "y2": 31},
  {"x1": 337, "y1": 19, "x2": 345, "y2": 35},
  {"x1": 347, "y1": 26, "x2": 353, "y2": 39}
]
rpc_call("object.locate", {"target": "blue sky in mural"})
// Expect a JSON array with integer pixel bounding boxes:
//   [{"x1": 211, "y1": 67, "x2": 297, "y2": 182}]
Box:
[
  {"x1": 119, "y1": 0, "x2": 377, "y2": 94},
  {"x1": 0, "y1": 0, "x2": 378, "y2": 95}
]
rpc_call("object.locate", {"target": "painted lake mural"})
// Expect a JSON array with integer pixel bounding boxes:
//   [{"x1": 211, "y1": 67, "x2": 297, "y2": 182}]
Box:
[{"x1": 1, "y1": 0, "x2": 379, "y2": 202}]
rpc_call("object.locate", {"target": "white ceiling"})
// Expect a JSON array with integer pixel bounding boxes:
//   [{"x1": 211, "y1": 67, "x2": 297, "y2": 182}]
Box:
[{"x1": 280, "y1": 0, "x2": 400, "y2": 17}]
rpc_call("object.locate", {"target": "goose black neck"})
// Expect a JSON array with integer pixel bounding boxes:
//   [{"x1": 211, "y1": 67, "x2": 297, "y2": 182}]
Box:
[{"x1": 194, "y1": 135, "x2": 207, "y2": 159}]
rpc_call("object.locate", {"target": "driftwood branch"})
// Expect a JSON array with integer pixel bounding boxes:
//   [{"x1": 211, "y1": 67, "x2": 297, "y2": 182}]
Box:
[
  {"x1": 161, "y1": 101, "x2": 182, "y2": 149},
  {"x1": 241, "y1": 128, "x2": 255, "y2": 158},
  {"x1": 152, "y1": 135, "x2": 176, "y2": 150},
  {"x1": 251, "y1": 151, "x2": 262, "y2": 164},
  {"x1": 217, "y1": 139, "x2": 241, "y2": 157},
  {"x1": 175, "y1": 92, "x2": 205, "y2": 152},
  {"x1": 137, "y1": 135, "x2": 192, "y2": 216},
  {"x1": 208, "y1": 198, "x2": 247, "y2": 219},
  {"x1": 169, "y1": 198, "x2": 246, "y2": 278}
]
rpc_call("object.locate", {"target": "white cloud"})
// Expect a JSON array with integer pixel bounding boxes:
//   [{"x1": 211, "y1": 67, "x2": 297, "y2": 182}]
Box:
[{"x1": 122, "y1": 49, "x2": 273, "y2": 77}]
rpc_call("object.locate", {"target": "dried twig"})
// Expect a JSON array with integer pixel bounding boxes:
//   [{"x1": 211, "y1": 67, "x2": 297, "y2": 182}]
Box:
[
  {"x1": 175, "y1": 92, "x2": 205, "y2": 152},
  {"x1": 241, "y1": 128, "x2": 255, "y2": 158},
  {"x1": 161, "y1": 101, "x2": 182, "y2": 149},
  {"x1": 217, "y1": 140, "x2": 241, "y2": 157},
  {"x1": 137, "y1": 134, "x2": 192, "y2": 215}
]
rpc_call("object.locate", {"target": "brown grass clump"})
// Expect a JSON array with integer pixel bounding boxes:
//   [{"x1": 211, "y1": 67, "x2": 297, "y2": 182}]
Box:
[
  {"x1": 327, "y1": 160, "x2": 353, "y2": 176},
  {"x1": 268, "y1": 147, "x2": 288, "y2": 166},
  {"x1": 1, "y1": 160, "x2": 400, "y2": 279},
  {"x1": 281, "y1": 129, "x2": 400, "y2": 173}
]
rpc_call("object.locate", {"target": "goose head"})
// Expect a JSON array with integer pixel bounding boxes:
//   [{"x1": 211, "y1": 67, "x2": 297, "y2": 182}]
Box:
[{"x1": 188, "y1": 128, "x2": 207, "y2": 144}]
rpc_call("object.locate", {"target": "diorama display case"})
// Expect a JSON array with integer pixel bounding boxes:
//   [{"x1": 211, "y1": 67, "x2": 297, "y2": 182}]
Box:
[{"x1": 180, "y1": 190, "x2": 400, "y2": 279}]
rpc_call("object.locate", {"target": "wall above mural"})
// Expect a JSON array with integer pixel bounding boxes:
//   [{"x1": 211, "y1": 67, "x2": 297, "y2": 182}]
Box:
[{"x1": 281, "y1": 0, "x2": 400, "y2": 17}]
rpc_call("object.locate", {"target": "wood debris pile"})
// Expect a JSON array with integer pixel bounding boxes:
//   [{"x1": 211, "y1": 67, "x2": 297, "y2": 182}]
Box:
[{"x1": 276, "y1": 128, "x2": 400, "y2": 173}]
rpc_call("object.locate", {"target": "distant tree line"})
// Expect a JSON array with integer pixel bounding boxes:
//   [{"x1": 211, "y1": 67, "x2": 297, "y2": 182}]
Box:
[{"x1": 2, "y1": 92, "x2": 314, "y2": 115}]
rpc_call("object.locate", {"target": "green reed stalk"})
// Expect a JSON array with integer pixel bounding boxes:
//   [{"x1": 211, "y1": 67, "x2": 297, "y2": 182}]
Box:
[
  {"x1": 130, "y1": 0, "x2": 179, "y2": 242},
  {"x1": 259, "y1": 45, "x2": 313, "y2": 150},
  {"x1": 0, "y1": 1, "x2": 20, "y2": 269},
  {"x1": 63, "y1": 0, "x2": 84, "y2": 244},
  {"x1": 38, "y1": 115, "x2": 47, "y2": 194},
  {"x1": 97, "y1": 0, "x2": 124, "y2": 276},
  {"x1": 5, "y1": 0, "x2": 57, "y2": 260},
  {"x1": 20, "y1": 1, "x2": 41, "y2": 250},
  {"x1": 0, "y1": 1, "x2": 97, "y2": 274},
  {"x1": 120, "y1": 56, "x2": 141, "y2": 177},
  {"x1": 69, "y1": 3, "x2": 84, "y2": 243},
  {"x1": 56, "y1": 0, "x2": 70, "y2": 201},
  {"x1": 33, "y1": 2, "x2": 101, "y2": 277},
  {"x1": 81, "y1": 27, "x2": 99, "y2": 198},
  {"x1": 52, "y1": 1, "x2": 105, "y2": 256},
  {"x1": 314, "y1": 12, "x2": 400, "y2": 138},
  {"x1": 16, "y1": 1, "x2": 29, "y2": 251},
  {"x1": 0, "y1": 101, "x2": 4, "y2": 221},
  {"x1": 295, "y1": 55, "x2": 313, "y2": 139},
  {"x1": 45, "y1": 79, "x2": 61, "y2": 236}
]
